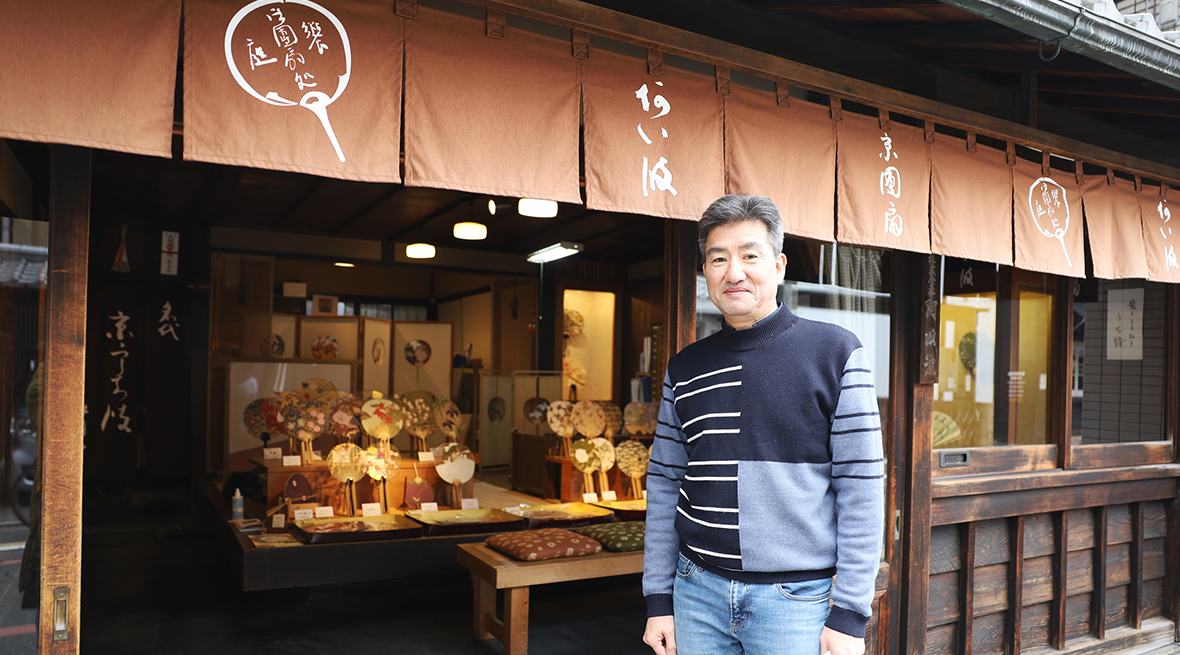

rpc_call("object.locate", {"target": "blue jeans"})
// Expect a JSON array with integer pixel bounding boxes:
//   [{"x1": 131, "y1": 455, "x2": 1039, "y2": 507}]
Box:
[{"x1": 672, "y1": 552, "x2": 832, "y2": 655}]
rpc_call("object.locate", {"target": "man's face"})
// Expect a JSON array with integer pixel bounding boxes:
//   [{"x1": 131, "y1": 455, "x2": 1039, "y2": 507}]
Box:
[{"x1": 703, "y1": 220, "x2": 786, "y2": 330}]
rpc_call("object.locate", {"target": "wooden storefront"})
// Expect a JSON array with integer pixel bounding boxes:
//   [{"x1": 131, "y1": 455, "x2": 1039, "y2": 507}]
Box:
[{"x1": 1, "y1": 1, "x2": 1178, "y2": 654}]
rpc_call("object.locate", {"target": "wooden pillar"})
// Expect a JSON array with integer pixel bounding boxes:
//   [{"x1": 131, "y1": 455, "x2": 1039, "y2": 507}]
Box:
[
  {"x1": 1007, "y1": 516, "x2": 1025, "y2": 655},
  {"x1": 900, "y1": 252, "x2": 933, "y2": 655},
  {"x1": 662, "y1": 219, "x2": 696, "y2": 365},
  {"x1": 38, "y1": 145, "x2": 90, "y2": 653}
]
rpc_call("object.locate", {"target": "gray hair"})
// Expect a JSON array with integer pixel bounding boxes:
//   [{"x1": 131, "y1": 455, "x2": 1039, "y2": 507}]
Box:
[{"x1": 697, "y1": 194, "x2": 784, "y2": 259}]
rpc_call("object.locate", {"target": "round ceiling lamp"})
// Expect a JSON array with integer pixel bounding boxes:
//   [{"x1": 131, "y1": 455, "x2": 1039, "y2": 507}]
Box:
[
  {"x1": 453, "y1": 221, "x2": 487, "y2": 240},
  {"x1": 405, "y1": 243, "x2": 436, "y2": 259},
  {"x1": 518, "y1": 198, "x2": 558, "y2": 218}
]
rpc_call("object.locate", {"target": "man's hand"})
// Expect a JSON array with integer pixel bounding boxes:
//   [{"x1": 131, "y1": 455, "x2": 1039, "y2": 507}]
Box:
[
  {"x1": 643, "y1": 615, "x2": 677, "y2": 655},
  {"x1": 820, "y1": 626, "x2": 865, "y2": 655}
]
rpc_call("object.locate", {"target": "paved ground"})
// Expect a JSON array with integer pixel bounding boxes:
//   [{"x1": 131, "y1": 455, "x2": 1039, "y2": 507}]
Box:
[
  {"x1": 0, "y1": 509, "x2": 36, "y2": 655},
  {"x1": 2, "y1": 482, "x2": 652, "y2": 655}
]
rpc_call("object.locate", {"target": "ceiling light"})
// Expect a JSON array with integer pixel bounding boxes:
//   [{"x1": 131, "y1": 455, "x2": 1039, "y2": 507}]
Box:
[
  {"x1": 334, "y1": 262, "x2": 355, "y2": 268},
  {"x1": 453, "y1": 221, "x2": 487, "y2": 240},
  {"x1": 527, "y1": 242, "x2": 583, "y2": 264},
  {"x1": 488, "y1": 199, "x2": 498, "y2": 215},
  {"x1": 406, "y1": 243, "x2": 436, "y2": 259},
  {"x1": 518, "y1": 198, "x2": 558, "y2": 218}
]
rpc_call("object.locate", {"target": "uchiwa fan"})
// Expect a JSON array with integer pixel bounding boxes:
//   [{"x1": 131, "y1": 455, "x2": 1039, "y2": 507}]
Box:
[
  {"x1": 615, "y1": 439, "x2": 650, "y2": 499},
  {"x1": 278, "y1": 393, "x2": 313, "y2": 462},
  {"x1": 327, "y1": 392, "x2": 364, "y2": 444},
  {"x1": 405, "y1": 462, "x2": 434, "y2": 510},
  {"x1": 398, "y1": 390, "x2": 438, "y2": 453},
  {"x1": 433, "y1": 399, "x2": 462, "y2": 443},
  {"x1": 360, "y1": 392, "x2": 405, "y2": 511},
  {"x1": 546, "y1": 400, "x2": 576, "y2": 457},
  {"x1": 362, "y1": 443, "x2": 401, "y2": 513},
  {"x1": 242, "y1": 398, "x2": 271, "y2": 448},
  {"x1": 433, "y1": 442, "x2": 476, "y2": 508},
  {"x1": 327, "y1": 442, "x2": 367, "y2": 516},
  {"x1": 597, "y1": 401, "x2": 623, "y2": 440},
  {"x1": 590, "y1": 437, "x2": 616, "y2": 497},
  {"x1": 290, "y1": 398, "x2": 328, "y2": 465},
  {"x1": 570, "y1": 438, "x2": 601, "y2": 497}
]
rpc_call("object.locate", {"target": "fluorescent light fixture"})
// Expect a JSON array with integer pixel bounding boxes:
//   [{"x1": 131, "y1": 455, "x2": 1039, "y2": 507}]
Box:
[
  {"x1": 405, "y1": 242, "x2": 436, "y2": 259},
  {"x1": 527, "y1": 241, "x2": 583, "y2": 263},
  {"x1": 453, "y1": 221, "x2": 487, "y2": 240},
  {"x1": 518, "y1": 198, "x2": 558, "y2": 218},
  {"x1": 334, "y1": 262, "x2": 355, "y2": 268}
]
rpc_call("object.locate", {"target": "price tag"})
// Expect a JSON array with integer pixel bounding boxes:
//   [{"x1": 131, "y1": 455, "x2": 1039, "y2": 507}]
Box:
[
  {"x1": 582, "y1": 492, "x2": 599, "y2": 504},
  {"x1": 263, "y1": 447, "x2": 282, "y2": 460},
  {"x1": 271, "y1": 514, "x2": 285, "y2": 529},
  {"x1": 282, "y1": 455, "x2": 301, "y2": 467},
  {"x1": 361, "y1": 503, "x2": 381, "y2": 517},
  {"x1": 601, "y1": 491, "x2": 617, "y2": 502},
  {"x1": 460, "y1": 498, "x2": 480, "y2": 510},
  {"x1": 293, "y1": 508, "x2": 314, "y2": 521},
  {"x1": 314, "y1": 506, "x2": 334, "y2": 518},
  {"x1": 420, "y1": 502, "x2": 439, "y2": 512},
  {"x1": 643, "y1": 490, "x2": 648, "y2": 500},
  {"x1": 417, "y1": 451, "x2": 435, "y2": 462}
]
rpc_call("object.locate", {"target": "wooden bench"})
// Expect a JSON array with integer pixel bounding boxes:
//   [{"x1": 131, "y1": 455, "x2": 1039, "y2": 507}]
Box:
[{"x1": 456, "y1": 542, "x2": 644, "y2": 655}]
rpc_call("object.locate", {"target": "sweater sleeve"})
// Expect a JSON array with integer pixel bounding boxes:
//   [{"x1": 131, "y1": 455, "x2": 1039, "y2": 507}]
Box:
[
  {"x1": 642, "y1": 371, "x2": 689, "y2": 617},
  {"x1": 825, "y1": 346, "x2": 886, "y2": 638}
]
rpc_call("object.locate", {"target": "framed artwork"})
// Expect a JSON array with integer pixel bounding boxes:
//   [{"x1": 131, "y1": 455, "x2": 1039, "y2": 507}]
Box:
[
  {"x1": 362, "y1": 317, "x2": 392, "y2": 396},
  {"x1": 266, "y1": 313, "x2": 297, "y2": 359},
  {"x1": 298, "y1": 315, "x2": 361, "y2": 360},
  {"x1": 392, "y1": 321, "x2": 452, "y2": 400},
  {"x1": 225, "y1": 360, "x2": 354, "y2": 468},
  {"x1": 311, "y1": 294, "x2": 338, "y2": 316}
]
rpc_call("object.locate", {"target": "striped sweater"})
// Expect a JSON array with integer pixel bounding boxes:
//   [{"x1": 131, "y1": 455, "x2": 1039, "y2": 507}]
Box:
[{"x1": 643, "y1": 303, "x2": 885, "y2": 638}]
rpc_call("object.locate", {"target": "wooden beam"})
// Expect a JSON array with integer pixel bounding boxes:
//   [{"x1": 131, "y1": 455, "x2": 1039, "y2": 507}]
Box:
[
  {"x1": 1051, "y1": 511, "x2": 1069, "y2": 650},
  {"x1": 1128, "y1": 501, "x2": 1144, "y2": 629},
  {"x1": 959, "y1": 522, "x2": 976, "y2": 655},
  {"x1": 1007, "y1": 515, "x2": 1025, "y2": 655},
  {"x1": 662, "y1": 219, "x2": 696, "y2": 363},
  {"x1": 382, "y1": 194, "x2": 472, "y2": 242},
  {"x1": 270, "y1": 178, "x2": 325, "y2": 229},
  {"x1": 38, "y1": 144, "x2": 90, "y2": 654},
  {"x1": 931, "y1": 478, "x2": 1178, "y2": 525},
  {"x1": 1092, "y1": 506, "x2": 1107, "y2": 639}
]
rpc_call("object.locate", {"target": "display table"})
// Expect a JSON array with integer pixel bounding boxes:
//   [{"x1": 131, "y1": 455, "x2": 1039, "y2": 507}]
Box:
[
  {"x1": 457, "y1": 542, "x2": 644, "y2": 655},
  {"x1": 199, "y1": 477, "x2": 489, "y2": 591}
]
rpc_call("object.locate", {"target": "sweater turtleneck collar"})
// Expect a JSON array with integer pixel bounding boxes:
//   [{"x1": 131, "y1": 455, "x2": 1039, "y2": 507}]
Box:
[{"x1": 717, "y1": 302, "x2": 799, "y2": 351}]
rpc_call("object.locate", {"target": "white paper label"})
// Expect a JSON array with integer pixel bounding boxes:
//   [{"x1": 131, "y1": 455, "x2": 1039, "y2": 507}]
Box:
[
  {"x1": 420, "y1": 502, "x2": 439, "y2": 512},
  {"x1": 601, "y1": 491, "x2": 617, "y2": 502},
  {"x1": 643, "y1": 490, "x2": 648, "y2": 500},
  {"x1": 417, "y1": 451, "x2": 435, "y2": 462},
  {"x1": 314, "y1": 506, "x2": 334, "y2": 518},
  {"x1": 460, "y1": 498, "x2": 480, "y2": 510},
  {"x1": 361, "y1": 503, "x2": 381, "y2": 517},
  {"x1": 272, "y1": 514, "x2": 285, "y2": 528},
  {"x1": 160, "y1": 231, "x2": 179, "y2": 276},
  {"x1": 282, "y1": 455, "x2": 301, "y2": 467},
  {"x1": 263, "y1": 447, "x2": 282, "y2": 460},
  {"x1": 943, "y1": 391, "x2": 954, "y2": 402},
  {"x1": 582, "y1": 492, "x2": 599, "y2": 503},
  {"x1": 293, "y1": 508, "x2": 314, "y2": 521}
]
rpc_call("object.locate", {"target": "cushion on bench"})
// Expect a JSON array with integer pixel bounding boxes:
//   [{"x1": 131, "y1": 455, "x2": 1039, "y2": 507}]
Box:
[
  {"x1": 575, "y1": 521, "x2": 644, "y2": 552},
  {"x1": 486, "y1": 528, "x2": 603, "y2": 562}
]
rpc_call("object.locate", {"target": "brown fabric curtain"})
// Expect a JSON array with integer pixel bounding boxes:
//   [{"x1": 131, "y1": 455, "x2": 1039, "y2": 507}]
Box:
[
  {"x1": 1141, "y1": 185, "x2": 1180, "y2": 282},
  {"x1": 1012, "y1": 158, "x2": 1084, "y2": 277},
  {"x1": 0, "y1": 0, "x2": 181, "y2": 157},
  {"x1": 185, "y1": 0, "x2": 402, "y2": 182},
  {"x1": 1082, "y1": 174, "x2": 1149, "y2": 279},
  {"x1": 836, "y1": 112, "x2": 931, "y2": 253},
  {"x1": 404, "y1": 7, "x2": 580, "y2": 203},
  {"x1": 930, "y1": 136, "x2": 1013, "y2": 265},
  {"x1": 582, "y1": 49, "x2": 725, "y2": 220},
  {"x1": 724, "y1": 88, "x2": 836, "y2": 242}
]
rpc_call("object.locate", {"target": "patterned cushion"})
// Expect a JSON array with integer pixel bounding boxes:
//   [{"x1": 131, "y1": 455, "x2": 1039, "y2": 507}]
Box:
[
  {"x1": 576, "y1": 521, "x2": 645, "y2": 552},
  {"x1": 486, "y1": 528, "x2": 602, "y2": 562}
]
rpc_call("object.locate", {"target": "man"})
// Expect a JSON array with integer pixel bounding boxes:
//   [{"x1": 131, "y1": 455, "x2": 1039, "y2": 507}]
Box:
[{"x1": 642, "y1": 194, "x2": 884, "y2": 655}]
